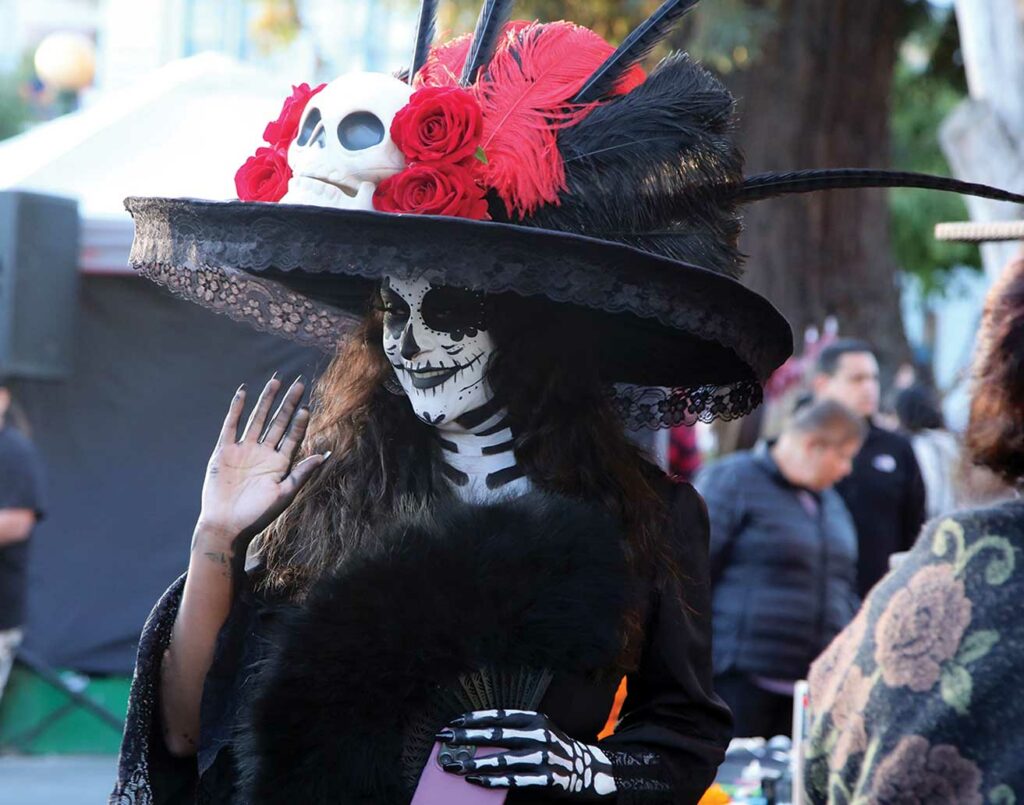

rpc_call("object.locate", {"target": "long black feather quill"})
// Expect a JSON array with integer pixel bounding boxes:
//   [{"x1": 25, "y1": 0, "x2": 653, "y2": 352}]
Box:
[
  {"x1": 573, "y1": 0, "x2": 700, "y2": 104},
  {"x1": 408, "y1": 0, "x2": 439, "y2": 83},
  {"x1": 459, "y1": 0, "x2": 516, "y2": 85},
  {"x1": 524, "y1": 54, "x2": 745, "y2": 277},
  {"x1": 736, "y1": 169, "x2": 1024, "y2": 205}
]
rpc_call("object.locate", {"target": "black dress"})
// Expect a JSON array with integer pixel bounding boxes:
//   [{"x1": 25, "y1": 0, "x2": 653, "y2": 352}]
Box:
[{"x1": 110, "y1": 479, "x2": 731, "y2": 804}]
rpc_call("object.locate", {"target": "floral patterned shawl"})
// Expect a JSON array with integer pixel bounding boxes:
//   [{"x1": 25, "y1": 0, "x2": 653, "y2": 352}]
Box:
[{"x1": 803, "y1": 498, "x2": 1024, "y2": 805}]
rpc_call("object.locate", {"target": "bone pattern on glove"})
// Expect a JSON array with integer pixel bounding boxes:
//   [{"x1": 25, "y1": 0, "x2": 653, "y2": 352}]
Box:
[{"x1": 438, "y1": 709, "x2": 617, "y2": 800}]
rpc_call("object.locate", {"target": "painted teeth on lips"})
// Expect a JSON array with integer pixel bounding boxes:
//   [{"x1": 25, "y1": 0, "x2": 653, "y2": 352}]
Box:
[{"x1": 413, "y1": 368, "x2": 453, "y2": 377}]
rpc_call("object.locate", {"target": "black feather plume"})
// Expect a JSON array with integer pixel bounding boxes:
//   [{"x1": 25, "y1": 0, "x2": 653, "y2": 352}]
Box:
[
  {"x1": 573, "y1": 0, "x2": 700, "y2": 104},
  {"x1": 459, "y1": 0, "x2": 516, "y2": 85},
  {"x1": 408, "y1": 0, "x2": 439, "y2": 83},
  {"x1": 736, "y1": 169, "x2": 1024, "y2": 205},
  {"x1": 519, "y1": 53, "x2": 744, "y2": 277}
]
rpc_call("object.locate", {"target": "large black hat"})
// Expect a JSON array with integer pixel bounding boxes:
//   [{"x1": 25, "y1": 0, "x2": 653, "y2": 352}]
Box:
[{"x1": 126, "y1": 0, "x2": 1024, "y2": 427}]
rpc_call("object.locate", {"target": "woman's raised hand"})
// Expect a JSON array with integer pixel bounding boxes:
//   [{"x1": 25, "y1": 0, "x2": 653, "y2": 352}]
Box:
[{"x1": 197, "y1": 374, "x2": 329, "y2": 545}]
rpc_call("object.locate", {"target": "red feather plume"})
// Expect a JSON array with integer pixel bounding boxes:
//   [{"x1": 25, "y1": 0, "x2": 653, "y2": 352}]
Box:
[
  {"x1": 415, "y1": 34, "x2": 472, "y2": 88},
  {"x1": 416, "y1": 21, "x2": 645, "y2": 218},
  {"x1": 474, "y1": 21, "x2": 643, "y2": 217}
]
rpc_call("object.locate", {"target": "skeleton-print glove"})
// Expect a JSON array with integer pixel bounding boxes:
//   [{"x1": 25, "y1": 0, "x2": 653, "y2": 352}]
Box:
[{"x1": 437, "y1": 709, "x2": 617, "y2": 800}]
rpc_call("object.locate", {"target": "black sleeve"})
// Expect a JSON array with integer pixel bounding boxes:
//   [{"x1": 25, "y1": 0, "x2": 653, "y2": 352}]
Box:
[
  {"x1": 901, "y1": 442, "x2": 927, "y2": 552},
  {"x1": 110, "y1": 569, "x2": 264, "y2": 805},
  {"x1": 110, "y1": 575, "x2": 199, "y2": 805},
  {"x1": 0, "y1": 431, "x2": 47, "y2": 520},
  {"x1": 599, "y1": 482, "x2": 734, "y2": 804}
]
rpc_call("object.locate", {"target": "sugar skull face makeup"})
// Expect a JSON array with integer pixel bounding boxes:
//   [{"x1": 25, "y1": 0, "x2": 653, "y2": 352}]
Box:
[{"x1": 381, "y1": 276, "x2": 496, "y2": 427}]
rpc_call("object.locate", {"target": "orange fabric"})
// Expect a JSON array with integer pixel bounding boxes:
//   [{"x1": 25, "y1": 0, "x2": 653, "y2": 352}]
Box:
[
  {"x1": 697, "y1": 784, "x2": 731, "y2": 804},
  {"x1": 597, "y1": 676, "x2": 628, "y2": 739}
]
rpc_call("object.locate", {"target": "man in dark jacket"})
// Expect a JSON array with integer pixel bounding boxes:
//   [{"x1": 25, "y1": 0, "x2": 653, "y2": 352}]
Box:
[
  {"x1": 695, "y1": 400, "x2": 864, "y2": 739},
  {"x1": 812, "y1": 340, "x2": 926, "y2": 596},
  {"x1": 0, "y1": 379, "x2": 46, "y2": 703}
]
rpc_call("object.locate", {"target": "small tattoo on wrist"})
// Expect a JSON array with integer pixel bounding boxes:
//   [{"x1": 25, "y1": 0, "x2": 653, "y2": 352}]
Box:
[{"x1": 203, "y1": 551, "x2": 232, "y2": 578}]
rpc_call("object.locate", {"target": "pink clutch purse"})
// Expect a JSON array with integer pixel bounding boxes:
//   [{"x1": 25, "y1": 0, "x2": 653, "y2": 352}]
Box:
[{"x1": 411, "y1": 742, "x2": 509, "y2": 805}]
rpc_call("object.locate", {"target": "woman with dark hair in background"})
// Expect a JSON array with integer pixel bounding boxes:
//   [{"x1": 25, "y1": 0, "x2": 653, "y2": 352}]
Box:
[
  {"x1": 894, "y1": 384, "x2": 961, "y2": 520},
  {"x1": 804, "y1": 255, "x2": 1024, "y2": 802}
]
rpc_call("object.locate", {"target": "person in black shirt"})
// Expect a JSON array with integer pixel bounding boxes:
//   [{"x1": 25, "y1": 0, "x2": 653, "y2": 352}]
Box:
[
  {"x1": 812, "y1": 340, "x2": 926, "y2": 596},
  {"x1": 0, "y1": 380, "x2": 47, "y2": 702}
]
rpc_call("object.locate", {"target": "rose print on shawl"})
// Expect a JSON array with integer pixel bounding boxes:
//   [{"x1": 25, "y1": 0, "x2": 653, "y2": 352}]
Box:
[
  {"x1": 874, "y1": 563, "x2": 972, "y2": 693},
  {"x1": 827, "y1": 666, "x2": 873, "y2": 770},
  {"x1": 868, "y1": 735, "x2": 983, "y2": 805},
  {"x1": 872, "y1": 517, "x2": 1016, "y2": 715},
  {"x1": 805, "y1": 612, "x2": 875, "y2": 801},
  {"x1": 805, "y1": 514, "x2": 1022, "y2": 803},
  {"x1": 809, "y1": 608, "x2": 868, "y2": 714}
]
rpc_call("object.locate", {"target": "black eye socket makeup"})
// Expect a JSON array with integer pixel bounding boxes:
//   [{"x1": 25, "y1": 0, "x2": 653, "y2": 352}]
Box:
[{"x1": 420, "y1": 286, "x2": 487, "y2": 340}]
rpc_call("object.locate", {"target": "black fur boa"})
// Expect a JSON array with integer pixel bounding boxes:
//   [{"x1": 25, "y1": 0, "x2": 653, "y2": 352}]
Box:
[{"x1": 236, "y1": 492, "x2": 632, "y2": 804}]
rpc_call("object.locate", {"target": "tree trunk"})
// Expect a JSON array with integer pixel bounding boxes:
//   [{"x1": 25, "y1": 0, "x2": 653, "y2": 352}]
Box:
[
  {"x1": 725, "y1": 0, "x2": 910, "y2": 371},
  {"x1": 942, "y1": 0, "x2": 1024, "y2": 277}
]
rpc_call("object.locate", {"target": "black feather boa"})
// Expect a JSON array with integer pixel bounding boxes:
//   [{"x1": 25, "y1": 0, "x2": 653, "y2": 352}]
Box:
[{"x1": 236, "y1": 492, "x2": 632, "y2": 804}]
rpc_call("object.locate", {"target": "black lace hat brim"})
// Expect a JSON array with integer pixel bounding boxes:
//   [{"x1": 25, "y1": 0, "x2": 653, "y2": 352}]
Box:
[{"x1": 125, "y1": 197, "x2": 792, "y2": 426}]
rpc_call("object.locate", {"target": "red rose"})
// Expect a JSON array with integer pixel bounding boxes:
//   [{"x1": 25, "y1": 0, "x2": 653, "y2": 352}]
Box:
[
  {"x1": 235, "y1": 146, "x2": 291, "y2": 202},
  {"x1": 374, "y1": 162, "x2": 490, "y2": 220},
  {"x1": 391, "y1": 86, "x2": 484, "y2": 164},
  {"x1": 263, "y1": 82, "x2": 326, "y2": 148}
]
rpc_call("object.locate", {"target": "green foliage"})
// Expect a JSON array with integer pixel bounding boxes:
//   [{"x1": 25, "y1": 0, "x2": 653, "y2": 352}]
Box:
[
  {"x1": 682, "y1": 0, "x2": 778, "y2": 73},
  {"x1": 437, "y1": 0, "x2": 776, "y2": 70},
  {"x1": 0, "y1": 73, "x2": 30, "y2": 142},
  {"x1": 889, "y1": 13, "x2": 980, "y2": 297}
]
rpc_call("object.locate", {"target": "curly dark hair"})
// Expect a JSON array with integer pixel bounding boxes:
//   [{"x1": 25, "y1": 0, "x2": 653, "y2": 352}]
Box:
[
  {"x1": 965, "y1": 256, "x2": 1024, "y2": 484},
  {"x1": 256, "y1": 291, "x2": 672, "y2": 659}
]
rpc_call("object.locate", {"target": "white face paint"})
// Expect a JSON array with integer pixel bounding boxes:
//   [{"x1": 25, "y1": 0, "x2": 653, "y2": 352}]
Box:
[{"x1": 381, "y1": 276, "x2": 496, "y2": 427}]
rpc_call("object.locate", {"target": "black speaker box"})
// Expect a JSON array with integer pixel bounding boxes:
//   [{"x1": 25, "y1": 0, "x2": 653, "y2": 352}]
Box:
[{"x1": 0, "y1": 191, "x2": 79, "y2": 380}]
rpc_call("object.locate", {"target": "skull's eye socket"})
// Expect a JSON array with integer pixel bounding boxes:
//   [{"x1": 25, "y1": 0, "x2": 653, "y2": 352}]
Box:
[
  {"x1": 338, "y1": 112, "x2": 385, "y2": 151},
  {"x1": 296, "y1": 107, "x2": 322, "y2": 147}
]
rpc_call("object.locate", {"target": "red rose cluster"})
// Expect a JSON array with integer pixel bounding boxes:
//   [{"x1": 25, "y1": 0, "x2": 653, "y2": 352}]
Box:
[
  {"x1": 374, "y1": 86, "x2": 490, "y2": 221},
  {"x1": 235, "y1": 82, "x2": 325, "y2": 203}
]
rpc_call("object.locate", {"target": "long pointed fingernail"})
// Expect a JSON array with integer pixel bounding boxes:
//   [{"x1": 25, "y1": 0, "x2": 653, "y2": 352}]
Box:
[
  {"x1": 442, "y1": 762, "x2": 464, "y2": 774},
  {"x1": 465, "y1": 775, "x2": 485, "y2": 786},
  {"x1": 435, "y1": 729, "x2": 455, "y2": 741},
  {"x1": 294, "y1": 374, "x2": 304, "y2": 385},
  {"x1": 448, "y1": 716, "x2": 466, "y2": 727}
]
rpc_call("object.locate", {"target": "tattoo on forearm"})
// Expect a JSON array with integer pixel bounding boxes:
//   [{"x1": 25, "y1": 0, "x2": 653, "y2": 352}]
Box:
[{"x1": 203, "y1": 551, "x2": 232, "y2": 578}]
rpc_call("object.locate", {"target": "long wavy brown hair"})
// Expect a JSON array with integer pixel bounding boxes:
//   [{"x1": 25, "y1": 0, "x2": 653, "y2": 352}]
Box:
[
  {"x1": 258, "y1": 292, "x2": 673, "y2": 655},
  {"x1": 966, "y1": 256, "x2": 1024, "y2": 484}
]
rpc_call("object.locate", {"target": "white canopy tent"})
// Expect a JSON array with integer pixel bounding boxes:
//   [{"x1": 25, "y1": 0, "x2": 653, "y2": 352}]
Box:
[
  {"x1": 0, "y1": 54, "x2": 325, "y2": 675},
  {"x1": 0, "y1": 52, "x2": 297, "y2": 273}
]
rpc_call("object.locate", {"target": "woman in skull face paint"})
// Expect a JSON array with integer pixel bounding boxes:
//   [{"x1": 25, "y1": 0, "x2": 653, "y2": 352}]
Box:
[
  {"x1": 115, "y1": 271, "x2": 733, "y2": 805},
  {"x1": 248, "y1": 278, "x2": 728, "y2": 802}
]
